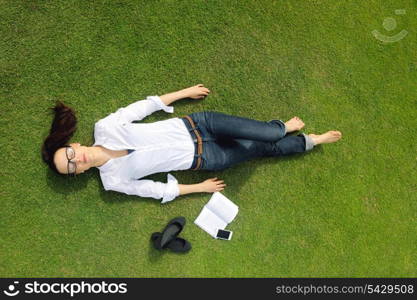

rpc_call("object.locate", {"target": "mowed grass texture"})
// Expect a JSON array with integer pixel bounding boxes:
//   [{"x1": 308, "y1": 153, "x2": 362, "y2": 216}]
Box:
[{"x1": 0, "y1": 0, "x2": 416, "y2": 277}]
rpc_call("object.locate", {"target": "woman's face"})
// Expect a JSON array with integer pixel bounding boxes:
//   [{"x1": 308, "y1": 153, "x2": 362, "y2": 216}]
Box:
[{"x1": 53, "y1": 143, "x2": 92, "y2": 175}]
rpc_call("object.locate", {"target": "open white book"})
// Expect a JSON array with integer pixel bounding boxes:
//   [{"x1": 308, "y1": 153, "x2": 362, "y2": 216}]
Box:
[{"x1": 194, "y1": 192, "x2": 239, "y2": 238}]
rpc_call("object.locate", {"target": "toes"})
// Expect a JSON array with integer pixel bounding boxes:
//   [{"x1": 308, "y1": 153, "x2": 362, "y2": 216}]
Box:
[{"x1": 295, "y1": 117, "x2": 304, "y2": 125}]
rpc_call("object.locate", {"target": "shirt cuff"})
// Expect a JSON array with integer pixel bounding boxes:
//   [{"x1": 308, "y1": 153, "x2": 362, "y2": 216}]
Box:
[
  {"x1": 161, "y1": 173, "x2": 180, "y2": 204},
  {"x1": 148, "y1": 95, "x2": 174, "y2": 114}
]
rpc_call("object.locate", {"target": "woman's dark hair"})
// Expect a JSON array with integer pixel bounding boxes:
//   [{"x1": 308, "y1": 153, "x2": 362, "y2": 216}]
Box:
[{"x1": 41, "y1": 101, "x2": 77, "y2": 174}]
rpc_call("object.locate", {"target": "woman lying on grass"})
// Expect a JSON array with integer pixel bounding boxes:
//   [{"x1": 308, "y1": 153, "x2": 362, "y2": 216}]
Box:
[{"x1": 42, "y1": 84, "x2": 342, "y2": 203}]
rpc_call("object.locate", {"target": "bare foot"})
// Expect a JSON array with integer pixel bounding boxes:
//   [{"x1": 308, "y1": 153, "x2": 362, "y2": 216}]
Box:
[
  {"x1": 285, "y1": 117, "x2": 305, "y2": 133},
  {"x1": 308, "y1": 131, "x2": 342, "y2": 145}
]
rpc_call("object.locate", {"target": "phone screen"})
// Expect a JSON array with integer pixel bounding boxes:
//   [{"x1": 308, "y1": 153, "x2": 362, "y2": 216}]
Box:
[{"x1": 216, "y1": 229, "x2": 231, "y2": 239}]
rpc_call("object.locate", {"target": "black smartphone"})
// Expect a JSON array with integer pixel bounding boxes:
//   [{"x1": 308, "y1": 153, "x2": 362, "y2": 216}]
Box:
[{"x1": 216, "y1": 229, "x2": 233, "y2": 240}]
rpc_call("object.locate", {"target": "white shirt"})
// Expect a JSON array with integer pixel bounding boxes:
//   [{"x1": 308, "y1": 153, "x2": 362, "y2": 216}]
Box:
[{"x1": 93, "y1": 96, "x2": 195, "y2": 203}]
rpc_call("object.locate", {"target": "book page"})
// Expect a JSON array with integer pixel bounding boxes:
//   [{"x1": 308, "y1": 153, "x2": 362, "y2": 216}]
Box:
[
  {"x1": 206, "y1": 192, "x2": 239, "y2": 224},
  {"x1": 194, "y1": 206, "x2": 227, "y2": 238}
]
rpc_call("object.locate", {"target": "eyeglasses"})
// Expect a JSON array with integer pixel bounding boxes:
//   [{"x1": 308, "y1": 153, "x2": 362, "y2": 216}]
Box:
[{"x1": 65, "y1": 146, "x2": 77, "y2": 176}]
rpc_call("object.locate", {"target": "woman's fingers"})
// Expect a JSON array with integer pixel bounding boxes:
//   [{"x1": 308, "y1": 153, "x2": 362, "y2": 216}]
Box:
[
  {"x1": 213, "y1": 179, "x2": 226, "y2": 191},
  {"x1": 215, "y1": 181, "x2": 226, "y2": 188},
  {"x1": 196, "y1": 84, "x2": 210, "y2": 92},
  {"x1": 211, "y1": 178, "x2": 225, "y2": 183},
  {"x1": 210, "y1": 178, "x2": 226, "y2": 184}
]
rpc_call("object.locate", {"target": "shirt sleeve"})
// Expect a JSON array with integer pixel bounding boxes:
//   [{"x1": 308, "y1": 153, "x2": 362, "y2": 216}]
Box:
[
  {"x1": 98, "y1": 95, "x2": 174, "y2": 125},
  {"x1": 103, "y1": 173, "x2": 180, "y2": 204}
]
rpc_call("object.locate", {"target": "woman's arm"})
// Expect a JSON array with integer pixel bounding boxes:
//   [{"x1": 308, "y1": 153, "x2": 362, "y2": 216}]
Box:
[
  {"x1": 160, "y1": 84, "x2": 211, "y2": 106},
  {"x1": 178, "y1": 177, "x2": 226, "y2": 196}
]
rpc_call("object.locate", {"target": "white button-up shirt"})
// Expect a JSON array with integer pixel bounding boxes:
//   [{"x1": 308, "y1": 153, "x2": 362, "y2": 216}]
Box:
[{"x1": 93, "y1": 96, "x2": 195, "y2": 203}]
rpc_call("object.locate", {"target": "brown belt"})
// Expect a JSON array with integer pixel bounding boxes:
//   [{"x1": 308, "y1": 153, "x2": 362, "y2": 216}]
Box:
[{"x1": 184, "y1": 115, "x2": 203, "y2": 170}]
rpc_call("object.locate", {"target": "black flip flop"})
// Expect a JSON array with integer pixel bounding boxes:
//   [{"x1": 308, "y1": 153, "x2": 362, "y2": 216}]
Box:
[
  {"x1": 151, "y1": 233, "x2": 191, "y2": 253},
  {"x1": 166, "y1": 237, "x2": 192, "y2": 253},
  {"x1": 159, "y1": 217, "x2": 186, "y2": 248},
  {"x1": 150, "y1": 217, "x2": 186, "y2": 250}
]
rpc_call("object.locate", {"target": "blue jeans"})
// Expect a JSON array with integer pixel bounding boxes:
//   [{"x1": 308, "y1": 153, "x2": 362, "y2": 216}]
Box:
[{"x1": 184, "y1": 111, "x2": 314, "y2": 171}]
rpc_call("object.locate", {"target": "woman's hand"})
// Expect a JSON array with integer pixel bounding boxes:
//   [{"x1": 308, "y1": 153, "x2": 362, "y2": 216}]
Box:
[
  {"x1": 199, "y1": 177, "x2": 226, "y2": 193},
  {"x1": 183, "y1": 84, "x2": 210, "y2": 99}
]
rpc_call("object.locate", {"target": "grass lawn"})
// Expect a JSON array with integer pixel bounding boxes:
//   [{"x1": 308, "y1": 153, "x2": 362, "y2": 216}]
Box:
[{"x1": 1, "y1": 0, "x2": 416, "y2": 277}]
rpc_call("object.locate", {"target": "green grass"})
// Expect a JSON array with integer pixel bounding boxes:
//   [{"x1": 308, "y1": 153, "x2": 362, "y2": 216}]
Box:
[{"x1": 1, "y1": 0, "x2": 416, "y2": 277}]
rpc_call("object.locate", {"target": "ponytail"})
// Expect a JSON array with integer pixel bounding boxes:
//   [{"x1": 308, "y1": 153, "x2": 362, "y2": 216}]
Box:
[{"x1": 41, "y1": 101, "x2": 77, "y2": 174}]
